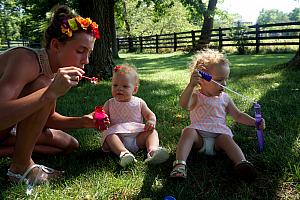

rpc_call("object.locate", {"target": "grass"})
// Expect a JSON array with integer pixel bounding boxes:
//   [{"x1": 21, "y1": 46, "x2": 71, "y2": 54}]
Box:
[{"x1": 0, "y1": 52, "x2": 299, "y2": 200}]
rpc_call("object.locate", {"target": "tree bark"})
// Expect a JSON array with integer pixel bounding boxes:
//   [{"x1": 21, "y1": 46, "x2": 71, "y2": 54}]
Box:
[
  {"x1": 78, "y1": 0, "x2": 114, "y2": 80},
  {"x1": 109, "y1": 0, "x2": 119, "y2": 59},
  {"x1": 194, "y1": 0, "x2": 218, "y2": 51},
  {"x1": 287, "y1": 50, "x2": 300, "y2": 69},
  {"x1": 121, "y1": 0, "x2": 135, "y2": 52}
]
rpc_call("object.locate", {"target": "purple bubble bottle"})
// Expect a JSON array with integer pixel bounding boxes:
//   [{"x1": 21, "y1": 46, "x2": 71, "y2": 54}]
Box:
[{"x1": 93, "y1": 106, "x2": 109, "y2": 130}]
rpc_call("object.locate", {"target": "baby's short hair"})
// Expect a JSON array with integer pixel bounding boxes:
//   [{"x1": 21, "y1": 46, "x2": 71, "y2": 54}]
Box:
[
  {"x1": 189, "y1": 49, "x2": 230, "y2": 72},
  {"x1": 113, "y1": 63, "x2": 140, "y2": 85}
]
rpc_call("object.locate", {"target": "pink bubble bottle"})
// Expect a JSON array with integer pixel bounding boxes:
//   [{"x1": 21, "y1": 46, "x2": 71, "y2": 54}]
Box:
[{"x1": 93, "y1": 106, "x2": 109, "y2": 130}]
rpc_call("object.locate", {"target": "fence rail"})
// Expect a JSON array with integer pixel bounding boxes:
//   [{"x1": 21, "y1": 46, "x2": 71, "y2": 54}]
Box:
[
  {"x1": 1, "y1": 22, "x2": 300, "y2": 53},
  {"x1": 117, "y1": 21, "x2": 300, "y2": 53},
  {"x1": 0, "y1": 40, "x2": 40, "y2": 50}
]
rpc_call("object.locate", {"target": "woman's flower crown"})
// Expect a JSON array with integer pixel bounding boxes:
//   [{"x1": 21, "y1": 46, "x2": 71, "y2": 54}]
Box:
[{"x1": 61, "y1": 16, "x2": 100, "y2": 39}]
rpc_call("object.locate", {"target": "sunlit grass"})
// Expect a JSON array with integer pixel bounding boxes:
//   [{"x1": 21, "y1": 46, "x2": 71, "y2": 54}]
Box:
[{"x1": 1, "y1": 52, "x2": 299, "y2": 199}]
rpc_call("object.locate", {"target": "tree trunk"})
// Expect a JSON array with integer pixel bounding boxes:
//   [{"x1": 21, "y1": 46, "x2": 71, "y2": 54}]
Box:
[
  {"x1": 121, "y1": 0, "x2": 135, "y2": 52},
  {"x1": 194, "y1": 0, "x2": 218, "y2": 51},
  {"x1": 78, "y1": 0, "x2": 114, "y2": 80},
  {"x1": 109, "y1": 0, "x2": 119, "y2": 59},
  {"x1": 287, "y1": 50, "x2": 300, "y2": 69}
]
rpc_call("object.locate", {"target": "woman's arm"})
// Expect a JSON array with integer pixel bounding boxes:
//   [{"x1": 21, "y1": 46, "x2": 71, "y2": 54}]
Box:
[
  {"x1": 0, "y1": 50, "x2": 55, "y2": 129},
  {"x1": 46, "y1": 112, "x2": 95, "y2": 129},
  {"x1": 0, "y1": 50, "x2": 85, "y2": 130}
]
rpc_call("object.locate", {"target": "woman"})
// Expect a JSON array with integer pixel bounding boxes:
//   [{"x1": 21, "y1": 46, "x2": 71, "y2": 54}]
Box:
[{"x1": 0, "y1": 5, "x2": 100, "y2": 184}]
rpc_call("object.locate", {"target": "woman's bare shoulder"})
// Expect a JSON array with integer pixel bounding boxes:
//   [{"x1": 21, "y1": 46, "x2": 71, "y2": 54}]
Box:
[{"x1": 3, "y1": 48, "x2": 40, "y2": 82}]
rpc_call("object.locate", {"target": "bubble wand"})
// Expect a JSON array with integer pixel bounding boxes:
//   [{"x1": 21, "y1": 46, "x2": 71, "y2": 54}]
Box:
[
  {"x1": 198, "y1": 70, "x2": 264, "y2": 152},
  {"x1": 81, "y1": 75, "x2": 99, "y2": 84}
]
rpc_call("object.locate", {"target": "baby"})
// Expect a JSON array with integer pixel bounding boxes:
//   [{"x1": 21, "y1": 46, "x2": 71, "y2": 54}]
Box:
[
  {"x1": 101, "y1": 64, "x2": 169, "y2": 167},
  {"x1": 170, "y1": 49, "x2": 265, "y2": 181}
]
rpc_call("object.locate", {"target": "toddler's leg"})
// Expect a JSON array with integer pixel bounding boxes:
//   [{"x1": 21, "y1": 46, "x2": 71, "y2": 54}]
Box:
[
  {"x1": 137, "y1": 130, "x2": 169, "y2": 164},
  {"x1": 170, "y1": 128, "x2": 202, "y2": 179},
  {"x1": 104, "y1": 134, "x2": 136, "y2": 167},
  {"x1": 215, "y1": 134, "x2": 257, "y2": 181},
  {"x1": 176, "y1": 128, "x2": 203, "y2": 162},
  {"x1": 104, "y1": 134, "x2": 128, "y2": 155},
  {"x1": 136, "y1": 129, "x2": 159, "y2": 152},
  {"x1": 214, "y1": 134, "x2": 245, "y2": 164}
]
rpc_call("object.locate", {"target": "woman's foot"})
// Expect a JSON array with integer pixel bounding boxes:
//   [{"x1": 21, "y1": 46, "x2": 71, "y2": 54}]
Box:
[{"x1": 7, "y1": 164, "x2": 64, "y2": 185}]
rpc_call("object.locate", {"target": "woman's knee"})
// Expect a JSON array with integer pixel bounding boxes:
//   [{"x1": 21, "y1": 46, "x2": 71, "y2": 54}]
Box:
[
  {"x1": 44, "y1": 129, "x2": 79, "y2": 154},
  {"x1": 65, "y1": 136, "x2": 79, "y2": 154}
]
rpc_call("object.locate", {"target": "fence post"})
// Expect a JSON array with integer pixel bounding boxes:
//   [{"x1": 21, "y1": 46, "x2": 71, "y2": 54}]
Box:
[
  {"x1": 155, "y1": 34, "x2": 159, "y2": 53},
  {"x1": 191, "y1": 30, "x2": 195, "y2": 48},
  {"x1": 174, "y1": 32, "x2": 177, "y2": 52},
  {"x1": 6, "y1": 40, "x2": 10, "y2": 48},
  {"x1": 116, "y1": 38, "x2": 120, "y2": 51},
  {"x1": 128, "y1": 36, "x2": 135, "y2": 52},
  {"x1": 218, "y1": 27, "x2": 223, "y2": 51},
  {"x1": 139, "y1": 36, "x2": 143, "y2": 53},
  {"x1": 255, "y1": 24, "x2": 260, "y2": 54}
]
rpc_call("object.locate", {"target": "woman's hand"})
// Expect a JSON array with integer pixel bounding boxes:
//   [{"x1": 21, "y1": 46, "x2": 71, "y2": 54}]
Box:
[
  {"x1": 47, "y1": 67, "x2": 85, "y2": 99},
  {"x1": 81, "y1": 112, "x2": 96, "y2": 128},
  {"x1": 86, "y1": 111, "x2": 110, "y2": 130}
]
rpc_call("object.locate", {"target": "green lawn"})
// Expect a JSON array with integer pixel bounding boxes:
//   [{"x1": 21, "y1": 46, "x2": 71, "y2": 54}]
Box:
[{"x1": 1, "y1": 52, "x2": 299, "y2": 200}]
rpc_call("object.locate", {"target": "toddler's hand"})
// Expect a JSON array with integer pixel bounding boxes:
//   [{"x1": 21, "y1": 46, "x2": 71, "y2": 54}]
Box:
[
  {"x1": 260, "y1": 118, "x2": 266, "y2": 130},
  {"x1": 189, "y1": 70, "x2": 202, "y2": 87},
  {"x1": 102, "y1": 118, "x2": 110, "y2": 130},
  {"x1": 144, "y1": 120, "x2": 155, "y2": 131}
]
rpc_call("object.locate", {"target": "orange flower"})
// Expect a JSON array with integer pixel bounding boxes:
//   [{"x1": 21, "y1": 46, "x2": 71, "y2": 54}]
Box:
[
  {"x1": 61, "y1": 16, "x2": 100, "y2": 39},
  {"x1": 61, "y1": 26, "x2": 72, "y2": 37},
  {"x1": 76, "y1": 16, "x2": 92, "y2": 30}
]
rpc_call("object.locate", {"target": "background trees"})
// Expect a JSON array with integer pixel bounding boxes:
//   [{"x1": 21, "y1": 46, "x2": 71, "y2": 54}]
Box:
[
  {"x1": 0, "y1": 0, "x2": 22, "y2": 44},
  {"x1": 0, "y1": 0, "x2": 299, "y2": 76}
]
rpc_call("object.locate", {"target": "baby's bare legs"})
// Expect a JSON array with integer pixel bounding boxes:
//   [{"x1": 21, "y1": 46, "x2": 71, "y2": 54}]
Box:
[
  {"x1": 170, "y1": 128, "x2": 202, "y2": 177},
  {"x1": 104, "y1": 134, "x2": 128, "y2": 155},
  {"x1": 136, "y1": 129, "x2": 159, "y2": 153},
  {"x1": 214, "y1": 134, "x2": 245, "y2": 165},
  {"x1": 176, "y1": 128, "x2": 203, "y2": 162}
]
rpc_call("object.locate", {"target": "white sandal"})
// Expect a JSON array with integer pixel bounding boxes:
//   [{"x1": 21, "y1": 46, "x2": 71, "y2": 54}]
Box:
[
  {"x1": 144, "y1": 147, "x2": 169, "y2": 164},
  {"x1": 7, "y1": 164, "x2": 63, "y2": 185},
  {"x1": 119, "y1": 151, "x2": 136, "y2": 167}
]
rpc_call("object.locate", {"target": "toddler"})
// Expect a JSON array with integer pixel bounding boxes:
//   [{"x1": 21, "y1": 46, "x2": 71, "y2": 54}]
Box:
[
  {"x1": 101, "y1": 64, "x2": 169, "y2": 167},
  {"x1": 170, "y1": 49, "x2": 265, "y2": 181}
]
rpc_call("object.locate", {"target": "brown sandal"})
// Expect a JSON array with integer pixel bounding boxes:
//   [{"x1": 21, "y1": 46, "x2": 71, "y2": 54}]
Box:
[
  {"x1": 170, "y1": 160, "x2": 187, "y2": 179},
  {"x1": 234, "y1": 160, "x2": 257, "y2": 181}
]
